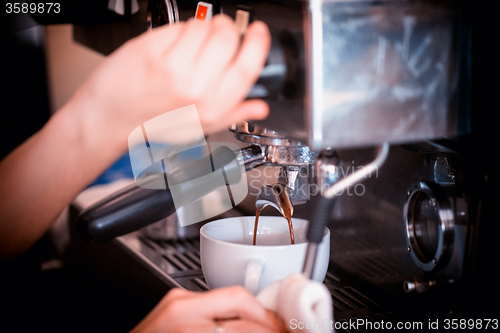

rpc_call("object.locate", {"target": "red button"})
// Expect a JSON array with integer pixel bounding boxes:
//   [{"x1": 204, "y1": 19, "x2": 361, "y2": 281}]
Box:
[{"x1": 196, "y1": 5, "x2": 208, "y2": 20}]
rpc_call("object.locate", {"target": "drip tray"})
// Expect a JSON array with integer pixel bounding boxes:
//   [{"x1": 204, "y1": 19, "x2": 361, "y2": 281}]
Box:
[{"x1": 117, "y1": 233, "x2": 396, "y2": 330}]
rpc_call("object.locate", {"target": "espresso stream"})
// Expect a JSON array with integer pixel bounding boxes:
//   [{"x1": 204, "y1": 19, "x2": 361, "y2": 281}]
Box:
[{"x1": 253, "y1": 187, "x2": 294, "y2": 245}]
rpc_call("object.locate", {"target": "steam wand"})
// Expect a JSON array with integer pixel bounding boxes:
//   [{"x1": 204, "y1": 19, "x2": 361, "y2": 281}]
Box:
[{"x1": 302, "y1": 142, "x2": 390, "y2": 279}]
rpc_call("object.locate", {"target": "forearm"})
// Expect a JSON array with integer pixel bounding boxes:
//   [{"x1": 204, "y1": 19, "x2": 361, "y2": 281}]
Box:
[{"x1": 0, "y1": 99, "x2": 127, "y2": 260}]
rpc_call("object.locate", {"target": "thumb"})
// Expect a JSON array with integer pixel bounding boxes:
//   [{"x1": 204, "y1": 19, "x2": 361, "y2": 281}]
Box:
[{"x1": 231, "y1": 99, "x2": 270, "y2": 124}]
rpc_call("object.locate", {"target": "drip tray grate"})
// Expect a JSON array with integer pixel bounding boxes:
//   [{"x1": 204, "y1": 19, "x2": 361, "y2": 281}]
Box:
[{"x1": 132, "y1": 235, "x2": 395, "y2": 330}]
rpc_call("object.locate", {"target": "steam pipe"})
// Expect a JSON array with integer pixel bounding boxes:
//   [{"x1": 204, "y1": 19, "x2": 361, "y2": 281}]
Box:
[{"x1": 302, "y1": 142, "x2": 390, "y2": 278}]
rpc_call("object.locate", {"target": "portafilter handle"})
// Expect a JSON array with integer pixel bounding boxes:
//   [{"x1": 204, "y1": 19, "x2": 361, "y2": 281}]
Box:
[{"x1": 77, "y1": 146, "x2": 242, "y2": 243}]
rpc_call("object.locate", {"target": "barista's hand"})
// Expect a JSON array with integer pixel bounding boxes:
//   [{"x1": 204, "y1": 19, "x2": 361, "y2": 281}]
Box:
[
  {"x1": 0, "y1": 14, "x2": 270, "y2": 260},
  {"x1": 130, "y1": 287, "x2": 287, "y2": 333},
  {"x1": 68, "y1": 14, "x2": 271, "y2": 150}
]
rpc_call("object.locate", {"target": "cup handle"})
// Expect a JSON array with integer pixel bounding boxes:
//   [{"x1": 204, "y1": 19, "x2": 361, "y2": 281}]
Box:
[{"x1": 244, "y1": 259, "x2": 265, "y2": 295}]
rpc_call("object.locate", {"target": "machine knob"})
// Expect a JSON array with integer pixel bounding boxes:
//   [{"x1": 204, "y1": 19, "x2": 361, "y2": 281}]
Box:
[{"x1": 108, "y1": 0, "x2": 140, "y2": 16}]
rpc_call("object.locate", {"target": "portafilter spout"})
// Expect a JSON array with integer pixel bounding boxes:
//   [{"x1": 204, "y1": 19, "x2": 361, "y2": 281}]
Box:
[{"x1": 255, "y1": 183, "x2": 293, "y2": 218}]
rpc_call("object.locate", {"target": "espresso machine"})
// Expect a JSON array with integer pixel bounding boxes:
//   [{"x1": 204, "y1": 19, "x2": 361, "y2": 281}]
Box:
[{"x1": 31, "y1": 0, "x2": 491, "y2": 330}]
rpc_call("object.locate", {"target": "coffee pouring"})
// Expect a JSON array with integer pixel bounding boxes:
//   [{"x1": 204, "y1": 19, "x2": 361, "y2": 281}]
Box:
[{"x1": 254, "y1": 183, "x2": 295, "y2": 245}]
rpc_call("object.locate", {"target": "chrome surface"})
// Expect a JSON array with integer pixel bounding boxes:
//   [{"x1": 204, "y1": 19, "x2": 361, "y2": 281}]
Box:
[
  {"x1": 304, "y1": 0, "x2": 324, "y2": 149},
  {"x1": 115, "y1": 232, "x2": 184, "y2": 289},
  {"x1": 315, "y1": 148, "x2": 341, "y2": 193},
  {"x1": 302, "y1": 0, "x2": 465, "y2": 149},
  {"x1": 433, "y1": 156, "x2": 455, "y2": 186},
  {"x1": 231, "y1": 122, "x2": 304, "y2": 147},
  {"x1": 255, "y1": 184, "x2": 293, "y2": 217},
  {"x1": 265, "y1": 145, "x2": 315, "y2": 166},
  {"x1": 278, "y1": 166, "x2": 309, "y2": 205},
  {"x1": 231, "y1": 123, "x2": 315, "y2": 167},
  {"x1": 141, "y1": 212, "x2": 200, "y2": 240},
  {"x1": 236, "y1": 143, "x2": 311, "y2": 205},
  {"x1": 404, "y1": 181, "x2": 454, "y2": 271},
  {"x1": 147, "y1": 0, "x2": 179, "y2": 31},
  {"x1": 117, "y1": 229, "x2": 395, "y2": 327},
  {"x1": 238, "y1": 145, "x2": 266, "y2": 172},
  {"x1": 403, "y1": 279, "x2": 436, "y2": 294},
  {"x1": 279, "y1": 166, "x2": 299, "y2": 190},
  {"x1": 232, "y1": 124, "x2": 314, "y2": 207},
  {"x1": 404, "y1": 277, "x2": 454, "y2": 294},
  {"x1": 170, "y1": 0, "x2": 179, "y2": 22},
  {"x1": 322, "y1": 142, "x2": 389, "y2": 199},
  {"x1": 302, "y1": 242, "x2": 318, "y2": 279},
  {"x1": 302, "y1": 142, "x2": 389, "y2": 280}
]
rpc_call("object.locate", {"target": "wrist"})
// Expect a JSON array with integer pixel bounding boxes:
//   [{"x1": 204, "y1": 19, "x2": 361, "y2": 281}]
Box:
[{"x1": 61, "y1": 88, "x2": 129, "y2": 168}]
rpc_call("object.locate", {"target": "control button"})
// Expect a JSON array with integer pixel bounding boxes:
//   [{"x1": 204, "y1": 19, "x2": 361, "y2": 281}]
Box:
[
  {"x1": 195, "y1": 2, "x2": 213, "y2": 21},
  {"x1": 235, "y1": 5, "x2": 254, "y2": 35},
  {"x1": 108, "y1": 0, "x2": 140, "y2": 16}
]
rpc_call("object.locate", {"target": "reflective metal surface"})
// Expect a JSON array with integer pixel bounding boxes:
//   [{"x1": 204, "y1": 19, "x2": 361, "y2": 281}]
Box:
[
  {"x1": 147, "y1": 0, "x2": 179, "y2": 30},
  {"x1": 255, "y1": 184, "x2": 293, "y2": 217},
  {"x1": 231, "y1": 122, "x2": 305, "y2": 147},
  {"x1": 322, "y1": 143, "x2": 389, "y2": 199},
  {"x1": 404, "y1": 181, "x2": 454, "y2": 271},
  {"x1": 112, "y1": 229, "x2": 398, "y2": 327},
  {"x1": 264, "y1": 145, "x2": 315, "y2": 166},
  {"x1": 303, "y1": 0, "x2": 469, "y2": 149},
  {"x1": 231, "y1": 123, "x2": 314, "y2": 207},
  {"x1": 277, "y1": 166, "x2": 309, "y2": 205},
  {"x1": 231, "y1": 123, "x2": 315, "y2": 167},
  {"x1": 238, "y1": 145, "x2": 266, "y2": 172},
  {"x1": 141, "y1": 212, "x2": 200, "y2": 240},
  {"x1": 312, "y1": 143, "x2": 470, "y2": 299},
  {"x1": 404, "y1": 277, "x2": 455, "y2": 294}
]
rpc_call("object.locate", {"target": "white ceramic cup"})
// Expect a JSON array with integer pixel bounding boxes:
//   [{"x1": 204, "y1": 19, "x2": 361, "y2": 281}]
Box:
[{"x1": 200, "y1": 216, "x2": 330, "y2": 295}]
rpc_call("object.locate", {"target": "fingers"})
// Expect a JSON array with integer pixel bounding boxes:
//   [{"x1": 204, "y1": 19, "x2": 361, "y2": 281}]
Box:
[
  {"x1": 214, "y1": 20, "x2": 271, "y2": 104},
  {"x1": 191, "y1": 286, "x2": 272, "y2": 324},
  {"x1": 202, "y1": 99, "x2": 269, "y2": 134},
  {"x1": 124, "y1": 15, "x2": 271, "y2": 135},
  {"x1": 229, "y1": 99, "x2": 270, "y2": 123},
  {"x1": 164, "y1": 18, "x2": 213, "y2": 65},
  {"x1": 164, "y1": 287, "x2": 271, "y2": 325},
  {"x1": 196, "y1": 19, "x2": 271, "y2": 132},
  {"x1": 139, "y1": 22, "x2": 186, "y2": 60},
  {"x1": 131, "y1": 287, "x2": 287, "y2": 333},
  {"x1": 189, "y1": 15, "x2": 240, "y2": 94},
  {"x1": 176, "y1": 287, "x2": 286, "y2": 333}
]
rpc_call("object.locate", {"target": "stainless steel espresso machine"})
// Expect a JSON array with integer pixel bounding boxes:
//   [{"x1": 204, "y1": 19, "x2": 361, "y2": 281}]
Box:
[{"x1": 32, "y1": 0, "x2": 491, "y2": 330}]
